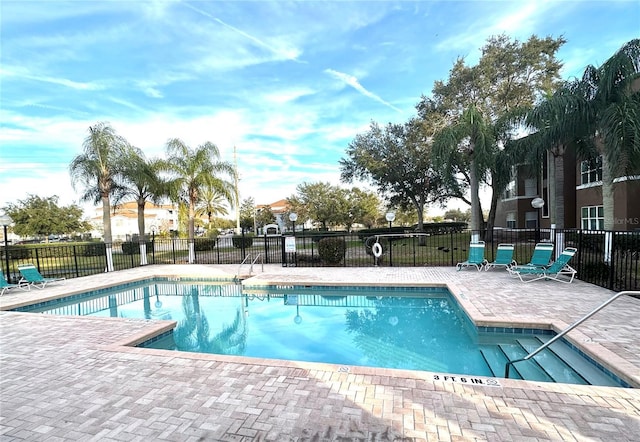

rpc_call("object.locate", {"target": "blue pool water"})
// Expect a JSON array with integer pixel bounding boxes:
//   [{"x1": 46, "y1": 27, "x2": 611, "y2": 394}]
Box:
[{"x1": 15, "y1": 279, "x2": 627, "y2": 387}]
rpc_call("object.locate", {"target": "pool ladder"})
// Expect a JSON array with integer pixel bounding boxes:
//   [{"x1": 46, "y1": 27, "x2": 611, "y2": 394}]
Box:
[
  {"x1": 505, "y1": 290, "x2": 640, "y2": 379},
  {"x1": 237, "y1": 253, "x2": 263, "y2": 281}
]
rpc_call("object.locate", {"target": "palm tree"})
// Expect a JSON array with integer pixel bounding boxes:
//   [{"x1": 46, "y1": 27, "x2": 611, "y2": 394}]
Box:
[
  {"x1": 118, "y1": 145, "x2": 167, "y2": 264},
  {"x1": 433, "y1": 106, "x2": 495, "y2": 239},
  {"x1": 509, "y1": 85, "x2": 582, "y2": 229},
  {"x1": 196, "y1": 185, "x2": 229, "y2": 227},
  {"x1": 162, "y1": 139, "x2": 234, "y2": 263},
  {"x1": 577, "y1": 39, "x2": 640, "y2": 230},
  {"x1": 69, "y1": 122, "x2": 128, "y2": 271},
  {"x1": 517, "y1": 39, "x2": 640, "y2": 230}
]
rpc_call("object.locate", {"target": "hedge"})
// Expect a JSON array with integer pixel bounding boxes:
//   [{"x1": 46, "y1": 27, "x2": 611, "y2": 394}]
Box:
[{"x1": 318, "y1": 237, "x2": 346, "y2": 265}]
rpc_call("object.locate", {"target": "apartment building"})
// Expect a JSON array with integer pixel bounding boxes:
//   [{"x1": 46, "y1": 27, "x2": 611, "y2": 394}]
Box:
[{"x1": 495, "y1": 151, "x2": 640, "y2": 231}]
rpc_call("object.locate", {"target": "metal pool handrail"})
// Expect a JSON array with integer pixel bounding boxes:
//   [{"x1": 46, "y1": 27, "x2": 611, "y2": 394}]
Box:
[
  {"x1": 505, "y1": 290, "x2": 640, "y2": 379},
  {"x1": 236, "y1": 253, "x2": 263, "y2": 280}
]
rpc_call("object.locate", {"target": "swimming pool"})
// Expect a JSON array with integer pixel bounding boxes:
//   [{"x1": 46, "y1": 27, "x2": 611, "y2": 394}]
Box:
[{"x1": 14, "y1": 278, "x2": 627, "y2": 387}]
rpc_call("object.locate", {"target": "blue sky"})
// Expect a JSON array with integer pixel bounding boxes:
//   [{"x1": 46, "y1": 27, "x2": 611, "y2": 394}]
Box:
[{"x1": 1, "y1": 0, "x2": 638, "y2": 218}]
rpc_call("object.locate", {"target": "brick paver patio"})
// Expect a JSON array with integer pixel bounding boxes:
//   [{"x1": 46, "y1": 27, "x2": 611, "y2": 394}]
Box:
[{"x1": 1, "y1": 265, "x2": 639, "y2": 441}]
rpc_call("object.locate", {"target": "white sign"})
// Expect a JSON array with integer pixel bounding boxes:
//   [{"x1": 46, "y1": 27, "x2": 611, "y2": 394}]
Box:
[{"x1": 285, "y1": 236, "x2": 297, "y2": 253}]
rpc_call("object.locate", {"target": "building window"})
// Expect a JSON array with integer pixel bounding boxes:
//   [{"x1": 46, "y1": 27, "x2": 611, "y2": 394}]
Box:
[
  {"x1": 524, "y1": 178, "x2": 537, "y2": 197},
  {"x1": 506, "y1": 212, "x2": 516, "y2": 229},
  {"x1": 504, "y1": 180, "x2": 516, "y2": 199},
  {"x1": 525, "y1": 211, "x2": 538, "y2": 229},
  {"x1": 542, "y1": 184, "x2": 549, "y2": 218},
  {"x1": 581, "y1": 156, "x2": 603, "y2": 184},
  {"x1": 581, "y1": 206, "x2": 604, "y2": 230}
]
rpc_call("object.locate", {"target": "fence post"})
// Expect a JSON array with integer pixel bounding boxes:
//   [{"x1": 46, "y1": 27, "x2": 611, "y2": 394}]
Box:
[
  {"x1": 263, "y1": 233, "x2": 269, "y2": 264},
  {"x1": 343, "y1": 234, "x2": 347, "y2": 267},
  {"x1": 281, "y1": 236, "x2": 286, "y2": 266},
  {"x1": 576, "y1": 229, "x2": 583, "y2": 276},
  {"x1": 171, "y1": 238, "x2": 176, "y2": 264},
  {"x1": 450, "y1": 232, "x2": 455, "y2": 267},
  {"x1": 73, "y1": 245, "x2": 80, "y2": 278},
  {"x1": 608, "y1": 231, "x2": 616, "y2": 290},
  {"x1": 241, "y1": 229, "x2": 246, "y2": 262}
]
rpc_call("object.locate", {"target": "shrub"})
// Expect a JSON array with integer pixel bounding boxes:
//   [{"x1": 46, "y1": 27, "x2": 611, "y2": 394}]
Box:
[
  {"x1": 121, "y1": 241, "x2": 155, "y2": 254},
  {"x1": 232, "y1": 234, "x2": 254, "y2": 249},
  {"x1": 318, "y1": 237, "x2": 346, "y2": 265},
  {"x1": 194, "y1": 238, "x2": 217, "y2": 251},
  {"x1": 7, "y1": 246, "x2": 31, "y2": 260},
  {"x1": 80, "y1": 243, "x2": 106, "y2": 257}
]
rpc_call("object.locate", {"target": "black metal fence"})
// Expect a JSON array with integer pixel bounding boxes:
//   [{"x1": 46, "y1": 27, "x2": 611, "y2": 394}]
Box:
[{"x1": 2, "y1": 228, "x2": 638, "y2": 291}]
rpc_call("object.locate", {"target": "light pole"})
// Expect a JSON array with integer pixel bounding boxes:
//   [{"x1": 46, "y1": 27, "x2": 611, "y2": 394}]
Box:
[
  {"x1": 385, "y1": 211, "x2": 395, "y2": 230},
  {"x1": 150, "y1": 225, "x2": 157, "y2": 264},
  {"x1": 385, "y1": 211, "x2": 395, "y2": 267},
  {"x1": 288, "y1": 212, "x2": 298, "y2": 267},
  {"x1": 531, "y1": 198, "x2": 545, "y2": 243},
  {"x1": 289, "y1": 212, "x2": 298, "y2": 236},
  {"x1": 0, "y1": 214, "x2": 13, "y2": 283}
]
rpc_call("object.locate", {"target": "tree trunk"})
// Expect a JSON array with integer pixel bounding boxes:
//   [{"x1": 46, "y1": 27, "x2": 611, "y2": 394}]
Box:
[
  {"x1": 415, "y1": 198, "x2": 427, "y2": 246},
  {"x1": 138, "y1": 198, "x2": 147, "y2": 266},
  {"x1": 102, "y1": 194, "x2": 112, "y2": 244},
  {"x1": 101, "y1": 194, "x2": 114, "y2": 272},
  {"x1": 137, "y1": 199, "x2": 146, "y2": 238},
  {"x1": 548, "y1": 144, "x2": 566, "y2": 229},
  {"x1": 188, "y1": 200, "x2": 196, "y2": 263},
  {"x1": 484, "y1": 191, "x2": 499, "y2": 244},
  {"x1": 469, "y1": 153, "x2": 482, "y2": 242}
]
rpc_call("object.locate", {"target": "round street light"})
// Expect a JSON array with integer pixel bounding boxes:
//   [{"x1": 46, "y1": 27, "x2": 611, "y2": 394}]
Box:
[
  {"x1": 531, "y1": 198, "x2": 545, "y2": 209},
  {"x1": 385, "y1": 211, "x2": 395, "y2": 228}
]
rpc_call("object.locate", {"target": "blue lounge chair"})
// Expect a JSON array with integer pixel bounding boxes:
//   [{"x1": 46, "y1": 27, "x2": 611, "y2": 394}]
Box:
[
  {"x1": 17, "y1": 264, "x2": 65, "y2": 290},
  {"x1": 524, "y1": 243, "x2": 554, "y2": 268},
  {"x1": 456, "y1": 241, "x2": 485, "y2": 271},
  {"x1": 0, "y1": 270, "x2": 19, "y2": 295},
  {"x1": 507, "y1": 247, "x2": 578, "y2": 283},
  {"x1": 484, "y1": 243, "x2": 516, "y2": 271}
]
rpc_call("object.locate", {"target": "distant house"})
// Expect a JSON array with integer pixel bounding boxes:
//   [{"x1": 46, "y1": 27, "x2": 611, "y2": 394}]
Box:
[
  {"x1": 90, "y1": 201, "x2": 179, "y2": 241},
  {"x1": 495, "y1": 151, "x2": 640, "y2": 231},
  {"x1": 256, "y1": 199, "x2": 290, "y2": 233}
]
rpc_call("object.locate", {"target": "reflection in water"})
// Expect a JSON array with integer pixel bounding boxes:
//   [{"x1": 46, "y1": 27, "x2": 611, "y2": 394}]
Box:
[
  {"x1": 173, "y1": 287, "x2": 247, "y2": 355},
  {"x1": 345, "y1": 298, "x2": 479, "y2": 371}
]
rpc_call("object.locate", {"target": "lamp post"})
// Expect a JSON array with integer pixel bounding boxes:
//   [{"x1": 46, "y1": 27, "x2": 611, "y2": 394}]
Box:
[
  {"x1": 288, "y1": 212, "x2": 298, "y2": 267},
  {"x1": 150, "y1": 225, "x2": 157, "y2": 264},
  {"x1": 289, "y1": 212, "x2": 298, "y2": 236},
  {"x1": 385, "y1": 211, "x2": 395, "y2": 230},
  {"x1": 531, "y1": 198, "x2": 544, "y2": 244},
  {"x1": 0, "y1": 214, "x2": 13, "y2": 283},
  {"x1": 385, "y1": 211, "x2": 395, "y2": 267}
]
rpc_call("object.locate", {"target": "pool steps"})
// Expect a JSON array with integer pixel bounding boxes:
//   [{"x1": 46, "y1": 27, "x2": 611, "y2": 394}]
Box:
[{"x1": 479, "y1": 336, "x2": 619, "y2": 386}]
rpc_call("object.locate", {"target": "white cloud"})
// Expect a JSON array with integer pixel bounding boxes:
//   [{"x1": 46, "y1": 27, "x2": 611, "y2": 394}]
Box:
[{"x1": 324, "y1": 69, "x2": 402, "y2": 113}]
